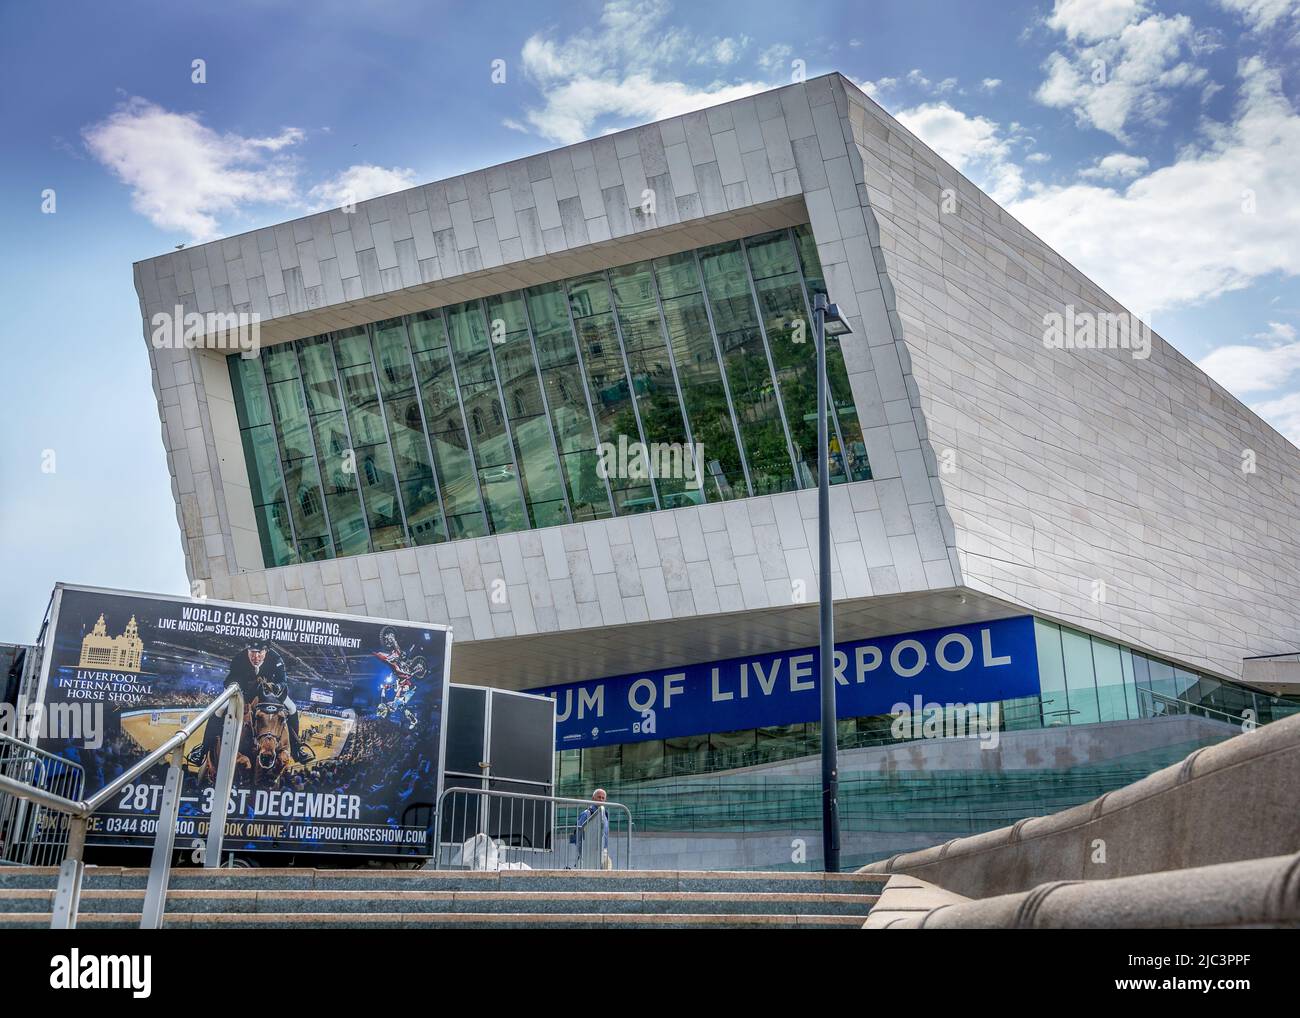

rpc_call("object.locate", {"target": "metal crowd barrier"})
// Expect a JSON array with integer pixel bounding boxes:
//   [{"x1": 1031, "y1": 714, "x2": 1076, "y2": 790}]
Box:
[
  {"x1": 431, "y1": 787, "x2": 632, "y2": 870},
  {"x1": 0, "y1": 736, "x2": 85, "y2": 867}
]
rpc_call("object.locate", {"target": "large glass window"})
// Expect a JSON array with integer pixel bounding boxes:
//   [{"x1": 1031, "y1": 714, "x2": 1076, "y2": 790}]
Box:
[
  {"x1": 334, "y1": 327, "x2": 406, "y2": 552},
  {"x1": 448, "y1": 302, "x2": 528, "y2": 534},
  {"x1": 744, "y1": 231, "x2": 844, "y2": 487},
  {"x1": 263, "y1": 349, "x2": 330, "y2": 562},
  {"x1": 1061, "y1": 628, "x2": 1101, "y2": 725},
  {"x1": 230, "y1": 356, "x2": 296, "y2": 566},
  {"x1": 526, "y1": 283, "x2": 614, "y2": 522},
  {"x1": 228, "y1": 227, "x2": 875, "y2": 564},
  {"x1": 654, "y1": 253, "x2": 748, "y2": 501},
  {"x1": 698, "y1": 242, "x2": 798, "y2": 495},
  {"x1": 1034, "y1": 619, "x2": 1070, "y2": 726},
  {"x1": 1090, "y1": 638, "x2": 1129, "y2": 722},
  {"x1": 409, "y1": 311, "x2": 487, "y2": 541},
  {"x1": 486, "y1": 292, "x2": 569, "y2": 529},
  {"x1": 373, "y1": 318, "x2": 445, "y2": 546},
  {"x1": 569, "y1": 273, "x2": 657, "y2": 515},
  {"x1": 299, "y1": 338, "x2": 369, "y2": 558},
  {"x1": 1033, "y1": 619, "x2": 1284, "y2": 729}
]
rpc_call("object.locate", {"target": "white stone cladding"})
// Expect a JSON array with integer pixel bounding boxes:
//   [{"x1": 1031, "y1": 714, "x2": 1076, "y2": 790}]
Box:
[
  {"x1": 135, "y1": 73, "x2": 1300, "y2": 685},
  {"x1": 835, "y1": 82, "x2": 1300, "y2": 680}
]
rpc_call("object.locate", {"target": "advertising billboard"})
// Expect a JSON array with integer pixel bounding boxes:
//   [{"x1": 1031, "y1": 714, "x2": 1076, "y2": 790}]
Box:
[
  {"x1": 31, "y1": 584, "x2": 449, "y2": 856},
  {"x1": 533, "y1": 616, "x2": 1040, "y2": 748}
]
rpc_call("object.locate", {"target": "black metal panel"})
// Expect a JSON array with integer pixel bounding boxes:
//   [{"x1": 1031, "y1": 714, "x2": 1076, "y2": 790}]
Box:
[
  {"x1": 487, "y1": 692, "x2": 554, "y2": 784},
  {"x1": 445, "y1": 685, "x2": 487, "y2": 774}
]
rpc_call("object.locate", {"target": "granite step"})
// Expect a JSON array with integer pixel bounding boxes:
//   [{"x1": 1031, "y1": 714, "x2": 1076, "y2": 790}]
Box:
[
  {"x1": 0, "y1": 866, "x2": 884, "y2": 929},
  {"x1": 0, "y1": 866, "x2": 886, "y2": 896},
  {"x1": 0, "y1": 910, "x2": 867, "y2": 929},
  {"x1": 0, "y1": 887, "x2": 877, "y2": 916}
]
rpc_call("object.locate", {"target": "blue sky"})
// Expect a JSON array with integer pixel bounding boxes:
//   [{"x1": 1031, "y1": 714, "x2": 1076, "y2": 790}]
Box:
[{"x1": 0, "y1": 0, "x2": 1297, "y2": 641}]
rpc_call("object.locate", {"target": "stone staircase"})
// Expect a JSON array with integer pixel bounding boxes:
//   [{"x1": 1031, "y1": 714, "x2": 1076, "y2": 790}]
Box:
[{"x1": 0, "y1": 866, "x2": 884, "y2": 929}]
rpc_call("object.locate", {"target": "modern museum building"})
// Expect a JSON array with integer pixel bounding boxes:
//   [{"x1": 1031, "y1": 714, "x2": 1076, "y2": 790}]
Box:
[{"x1": 131, "y1": 73, "x2": 1300, "y2": 866}]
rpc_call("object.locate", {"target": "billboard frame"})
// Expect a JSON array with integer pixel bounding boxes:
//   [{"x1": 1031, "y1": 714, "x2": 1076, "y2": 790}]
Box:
[{"x1": 31, "y1": 580, "x2": 452, "y2": 860}]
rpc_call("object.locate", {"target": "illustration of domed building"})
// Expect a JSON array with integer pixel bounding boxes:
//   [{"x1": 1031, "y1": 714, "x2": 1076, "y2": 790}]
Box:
[{"x1": 78, "y1": 614, "x2": 143, "y2": 672}]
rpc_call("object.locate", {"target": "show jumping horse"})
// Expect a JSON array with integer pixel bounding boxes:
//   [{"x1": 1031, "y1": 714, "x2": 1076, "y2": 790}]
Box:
[{"x1": 196, "y1": 695, "x2": 302, "y2": 788}]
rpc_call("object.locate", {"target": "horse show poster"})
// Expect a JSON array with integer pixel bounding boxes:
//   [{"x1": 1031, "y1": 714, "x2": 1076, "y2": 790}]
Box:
[{"x1": 33, "y1": 585, "x2": 449, "y2": 856}]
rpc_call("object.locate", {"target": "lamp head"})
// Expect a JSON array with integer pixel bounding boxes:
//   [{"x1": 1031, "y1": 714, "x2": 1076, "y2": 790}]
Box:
[{"x1": 822, "y1": 300, "x2": 852, "y2": 338}]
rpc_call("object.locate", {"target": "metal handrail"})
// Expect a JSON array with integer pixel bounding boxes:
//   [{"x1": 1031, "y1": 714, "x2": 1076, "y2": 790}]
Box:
[
  {"x1": 431, "y1": 787, "x2": 632, "y2": 870},
  {"x1": 1136, "y1": 686, "x2": 1249, "y2": 728},
  {"x1": 0, "y1": 682, "x2": 244, "y2": 929}
]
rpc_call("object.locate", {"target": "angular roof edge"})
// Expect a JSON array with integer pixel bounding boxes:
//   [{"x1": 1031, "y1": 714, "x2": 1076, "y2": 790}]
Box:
[{"x1": 132, "y1": 71, "x2": 853, "y2": 270}]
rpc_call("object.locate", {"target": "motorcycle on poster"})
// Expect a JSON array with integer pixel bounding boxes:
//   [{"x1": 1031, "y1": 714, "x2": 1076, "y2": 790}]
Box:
[{"x1": 32, "y1": 585, "x2": 449, "y2": 857}]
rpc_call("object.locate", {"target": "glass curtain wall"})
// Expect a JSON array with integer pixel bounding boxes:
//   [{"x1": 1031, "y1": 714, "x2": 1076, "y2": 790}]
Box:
[
  {"x1": 230, "y1": 227, "x2": 873, "y2": 566},
  {"x1": 1034, "y1": 618, "x2": 1299, "y2": 728}
]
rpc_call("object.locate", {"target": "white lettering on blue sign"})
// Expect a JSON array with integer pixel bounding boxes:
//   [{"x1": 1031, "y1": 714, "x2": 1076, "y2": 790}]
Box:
[{"x1": 535, "y1": 616, "x2": 1040, "y2": 749}]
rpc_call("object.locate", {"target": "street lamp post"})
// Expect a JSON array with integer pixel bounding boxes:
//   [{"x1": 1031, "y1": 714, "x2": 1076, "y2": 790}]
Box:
[{"x1": 812, "y1": 291, "x2": 852, "y2": 873}]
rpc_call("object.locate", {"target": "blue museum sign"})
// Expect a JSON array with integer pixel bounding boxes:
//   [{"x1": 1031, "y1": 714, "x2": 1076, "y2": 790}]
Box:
[{"x1": 531, "y1": 615, "x2": 1040, "y2": 749}]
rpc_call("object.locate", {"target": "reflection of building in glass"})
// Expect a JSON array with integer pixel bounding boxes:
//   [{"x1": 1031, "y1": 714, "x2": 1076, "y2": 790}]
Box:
[
  {"x1": 79, "y1": 614, "x2": 143, "y2": 672},
  {"x1": 226, "y1": 226, "x2": 869, "y2": 565}
]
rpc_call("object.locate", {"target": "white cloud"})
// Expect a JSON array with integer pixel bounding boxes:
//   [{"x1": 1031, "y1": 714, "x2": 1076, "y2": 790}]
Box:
[
  {"x1": 1251, "y1": 391, "x2": 1300, "y2": 444},
  {"x1": 308, "y1": 164, "x2": 419, "y2": 210},
  {"x1": 1036, "y1": 10, "x2": 1208, "y2": 141},
  {"x1": 1010, "y1": 58, "x2": 1300, "y2": 312},
  {"x1": 1216, "y1": 0, "x2": 1299, "y2": 31},
  {"x1": 860, "y1": 76, "x2": 898, "y2": 99},
  {"x1": 1198, "y1": 323, "x2": 1300, "y2": 395},
  {"x1": 519, "y1": 73, "x2": 773, "y2": 145},
  {"x1": 517, "y1": 0, "x2": 771, "y2": 144},
  {"x1": 707, "y1": 36, "x2": 749, "y2": 65},
  {"x1": 758, "y1": 43, "x2": 793, "y2": 75},
  {"x1": 877, "y1": 68, "x2": 964, "y2": 100},
  {"x1": 83, "y1": 97, "x2": 303, "y2": 242},
  {"x1": 1046, "y1": 0, "x2": 1149, "y2": 42},
  {"x1": 1079, "y1": 152, "x2": 1150, "y2": 179},
  {"x1": 895, "y1": 102, "x2": 1025, "y2": 203},
  {"x1": 980, "y1": 78, "x2": 1003, "y2": 92}
]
